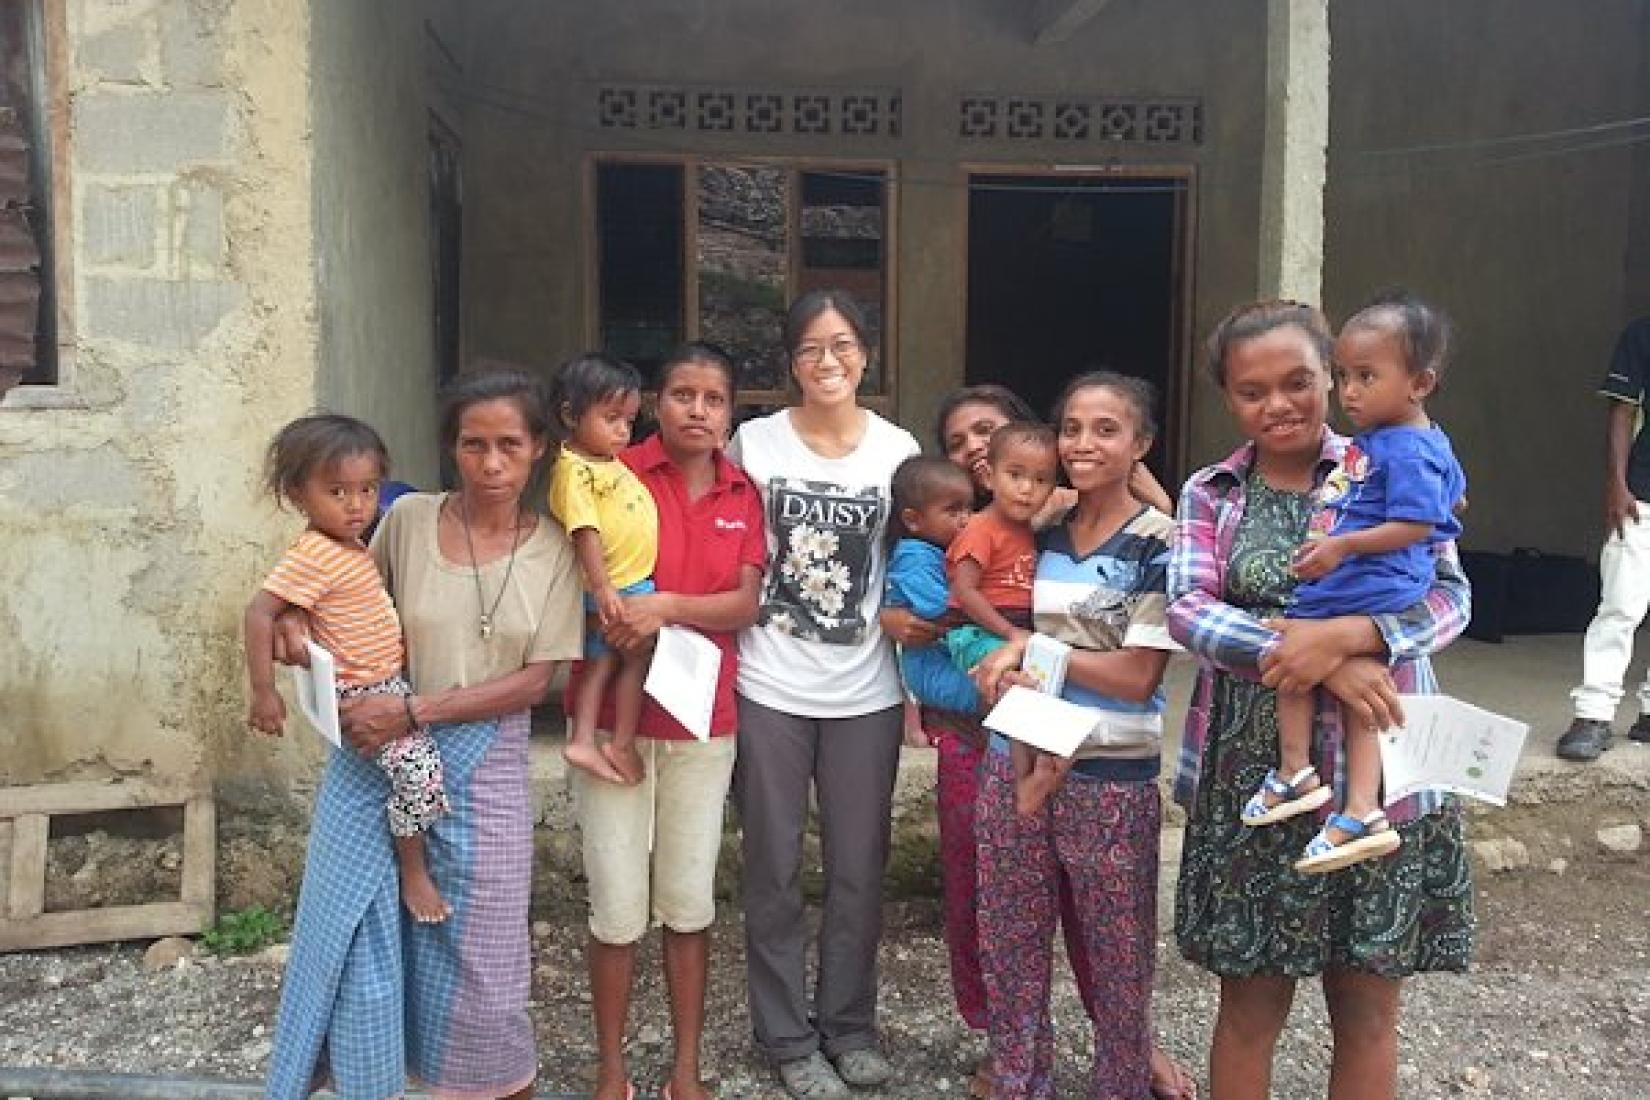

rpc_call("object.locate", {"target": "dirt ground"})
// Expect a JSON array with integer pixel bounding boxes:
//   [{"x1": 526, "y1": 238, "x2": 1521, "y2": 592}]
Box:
[{"x1": 1, "y1": 852, "x2": 1646, "y2": 1099}]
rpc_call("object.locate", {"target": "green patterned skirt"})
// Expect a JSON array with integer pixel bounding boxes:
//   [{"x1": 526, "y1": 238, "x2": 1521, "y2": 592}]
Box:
[{"x1": 1174, "y1": 672, "x2": 1476, "y2": 979}]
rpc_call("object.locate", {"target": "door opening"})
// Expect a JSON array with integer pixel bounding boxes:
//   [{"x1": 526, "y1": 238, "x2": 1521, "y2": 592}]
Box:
[{"x1": 965, "y1": 171, "x2": 1190, "y2": 484}]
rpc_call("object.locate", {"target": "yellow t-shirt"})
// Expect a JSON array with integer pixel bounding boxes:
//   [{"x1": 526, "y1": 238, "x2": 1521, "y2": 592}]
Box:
[{"x1": 546, "y1": 447, "x2": 658, "y2": 590}]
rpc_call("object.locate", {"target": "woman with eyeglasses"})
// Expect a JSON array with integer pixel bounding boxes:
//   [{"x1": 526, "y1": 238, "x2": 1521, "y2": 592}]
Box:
[{"x1": 728, "y1": 289, "x2": 921, "y2": 1100}]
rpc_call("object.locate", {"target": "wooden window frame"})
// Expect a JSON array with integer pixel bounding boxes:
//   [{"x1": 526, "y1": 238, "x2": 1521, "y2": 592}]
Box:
[
  {"x1": 583, "y1": 152, "x2": 900, "y2": 418},
  {"x1": 957, "y1": 161, "x2": 1197, "y2": 483},
  {"x1": 1, "y1": 0, "x2": 76, "y2": 410}
]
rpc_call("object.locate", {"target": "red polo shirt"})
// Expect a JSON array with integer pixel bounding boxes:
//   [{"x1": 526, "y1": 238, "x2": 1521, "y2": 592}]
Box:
[{"x1": 565, "y1": 433, "x2": 767, "y2": 740}]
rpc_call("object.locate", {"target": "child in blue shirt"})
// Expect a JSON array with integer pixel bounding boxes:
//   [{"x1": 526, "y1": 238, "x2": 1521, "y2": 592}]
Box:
[
  {"x1": 885, "y1": 456, "x2": 980, "y2": 716},
  {"x1": 1244, "y1": 290, "x2": 1467, "y2": 873}
]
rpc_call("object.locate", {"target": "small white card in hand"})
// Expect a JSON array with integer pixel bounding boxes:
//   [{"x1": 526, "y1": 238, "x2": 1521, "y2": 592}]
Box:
[
  {"x1": 643, "y1": 626, "x2": 722, "y2": 742},
  {"x1": 1379, "y1": 694, "x2": 1529, "y2": 808},
  {"x1": 291, "y1": 640, "x2": 341, "y2": 748},
  {"x1": 1021, "y1": 633, "x2": 1072, "y2": 696},
  {"x1": 983, "y1": 685, "x2": 1095, "y2": 758}
]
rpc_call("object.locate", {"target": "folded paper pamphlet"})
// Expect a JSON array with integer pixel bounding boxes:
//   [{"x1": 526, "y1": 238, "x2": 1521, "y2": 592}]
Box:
[
  {"x1": 291, "y1": 640, "x2": 341, "y2": 748},
  {"x1": 642, "y1": 626, "x2": 721, "y2": 742},
  {"x1": 1379, "y1": 693, "x2": 1528, "y2": 808}
]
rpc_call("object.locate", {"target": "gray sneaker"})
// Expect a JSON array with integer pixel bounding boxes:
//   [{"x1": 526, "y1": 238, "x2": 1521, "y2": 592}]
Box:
[
  {"x1": 1556, "y1": 717, "x2": 1613, "y2": 761},
  {"x1": 833, "y1": 1047, "x2": 895, "y2": 1088},
  {"x1": 779, "y1": 1051, "x2": 851, "y2": 1100}
]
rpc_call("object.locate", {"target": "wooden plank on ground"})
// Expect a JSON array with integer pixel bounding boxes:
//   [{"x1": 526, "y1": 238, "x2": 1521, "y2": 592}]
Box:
[
  {"x1": 0, "y1": 780, "x2": 199, "y2": 817},
  {"x1": 6, "y1": 813, "x2": 47, "y2": 919},
  {"x1": 180, "y1": 796, "x2": 215, "y2": 914},
  {"x1": 0, "y1": 900, "x2": 208, "y2": 953}
]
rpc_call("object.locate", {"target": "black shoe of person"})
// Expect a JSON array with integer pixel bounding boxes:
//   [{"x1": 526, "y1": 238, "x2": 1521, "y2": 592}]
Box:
[
  {"x1": 1556, "y1": 718, "x2": 1614, "y2": 762},
  {"x1": 1629, "y1": 714, "x2": 1650, "y2": 744}
]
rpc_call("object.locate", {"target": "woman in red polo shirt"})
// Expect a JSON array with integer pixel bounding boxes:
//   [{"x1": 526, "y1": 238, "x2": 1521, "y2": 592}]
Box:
[{"x1": 568, "y1": 342, "x2": 767, "y2": 1100}]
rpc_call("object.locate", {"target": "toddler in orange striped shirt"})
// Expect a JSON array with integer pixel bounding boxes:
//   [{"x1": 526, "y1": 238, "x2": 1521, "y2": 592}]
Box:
[{"x1": 243, "y1": 415, "x2": 452, "y2": 923}]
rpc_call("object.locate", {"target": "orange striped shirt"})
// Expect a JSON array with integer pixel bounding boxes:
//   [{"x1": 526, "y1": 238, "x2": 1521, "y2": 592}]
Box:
[{"x1": 263, "y1": 529, "x2": 404, "y2": 687}]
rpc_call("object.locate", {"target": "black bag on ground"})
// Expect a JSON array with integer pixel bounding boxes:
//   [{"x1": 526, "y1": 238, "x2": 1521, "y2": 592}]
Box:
[
  {"x1": 1503, "y1": 548, "x2": 1600, "y2": 635},
  {"x1": 1460, "y1": 551, "x2": 1512, "y2": 642},
  {"x1": 1461, "y1": 548, "x2": 1600, "y2": 642}
]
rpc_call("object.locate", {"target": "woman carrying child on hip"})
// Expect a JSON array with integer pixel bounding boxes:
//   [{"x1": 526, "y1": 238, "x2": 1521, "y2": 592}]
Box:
[
  {"x1": 1248, "y1": 290, "x2": 1467, "y2": 872},
  {"x1": 244, "y1": 415, "x2": 452, "y2": 923},
  {"x1": 970, "y1": 372, "x2": 1181, "y2": 1100},
  {"x1": 550, "y1": 354, "x2": 659, "y2": 786}
]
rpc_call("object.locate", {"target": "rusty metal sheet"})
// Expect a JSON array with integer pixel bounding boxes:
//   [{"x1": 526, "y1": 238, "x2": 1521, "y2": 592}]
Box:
[
  {"x1": 0, "y1": 283, "x2": 38, "y2": 319},
  {"x1": 0, "y1": 13, "x2": 46, "y2": 382},
  {"x1": 0, "y1": 332, "x2": 34, "y2": 370},
  {"x1": 0, "y1": 210, "x2": 40, "y2": 271}
]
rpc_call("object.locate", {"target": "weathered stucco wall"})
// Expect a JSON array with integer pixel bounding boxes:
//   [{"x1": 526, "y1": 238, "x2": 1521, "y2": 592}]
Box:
[
  {"x1": 309, "y1": 0, "x2": 445, "y2": 492},
  {"x1": 0, "y1": 0, "x2": 320, "y2": 789},
  {"x1": 460, "y1": 0, "x2": 1269, "y2": 472},
  {"x1": 1324, "y1": 0, "x2": 1647, "y2": 556}
]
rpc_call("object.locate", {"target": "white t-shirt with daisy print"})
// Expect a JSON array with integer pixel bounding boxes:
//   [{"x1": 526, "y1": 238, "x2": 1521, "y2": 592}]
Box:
[{"x1": 729, "y1": 408, "x2": 920, "y2": 717}]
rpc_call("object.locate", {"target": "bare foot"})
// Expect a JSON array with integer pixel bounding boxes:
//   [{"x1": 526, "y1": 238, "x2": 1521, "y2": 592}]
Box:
[
  {"x1": 592, "y1": 1070, "x2": 634, "y2": 1100},
  {"x1": 968, "y1": 1056, "x2": 993, "y2": 1099},
  {"x1": 1150, "y1": 1045, "x2": 1197, "y2": 1099},
  {"x1": 601, "y1": 737, "x2": 646, "y2": 786},
  {"x1": 663, "y1": 1072, "x2": 713, "y2": 1100},
  {"x1": 1015, "y1": 754, "x2": 1063, "y2": 817},
  {"x1": 400, "y1": 866, "x2": 451, "y2": 924},
  {"x1": 565, "y1": 737, "x2": 627, "y2": 784}
]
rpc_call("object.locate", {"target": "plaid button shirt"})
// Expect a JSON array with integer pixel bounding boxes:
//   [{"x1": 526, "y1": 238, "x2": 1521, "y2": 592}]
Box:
[{"x1": 1166, "y1": 428, "x2": 1471, "y2": 825}]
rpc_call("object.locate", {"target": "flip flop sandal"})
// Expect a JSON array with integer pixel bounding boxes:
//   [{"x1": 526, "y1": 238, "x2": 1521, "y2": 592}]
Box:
[
  {"x1": 1240, "y1": 766, "x2": 1332, "y2": 826},
  {"x1": 1294, "y1": 809, "x2": 1402, "y2": 873}
]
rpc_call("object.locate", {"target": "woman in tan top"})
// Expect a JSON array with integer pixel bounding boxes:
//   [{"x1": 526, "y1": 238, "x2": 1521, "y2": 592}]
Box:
[{"x1": 266, "y1": 369, "x2": 584, "y2": 1100}]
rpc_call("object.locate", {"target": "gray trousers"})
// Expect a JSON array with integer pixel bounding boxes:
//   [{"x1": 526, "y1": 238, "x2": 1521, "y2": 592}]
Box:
[{"x1": 733, "y1": 694, "x2": 904, "y2": 1062}]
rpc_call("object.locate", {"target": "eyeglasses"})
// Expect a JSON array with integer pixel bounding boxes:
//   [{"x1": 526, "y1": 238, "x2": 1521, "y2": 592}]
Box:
[{"x1": 792, "y1": 338, "x2": 864, "y2": 368}]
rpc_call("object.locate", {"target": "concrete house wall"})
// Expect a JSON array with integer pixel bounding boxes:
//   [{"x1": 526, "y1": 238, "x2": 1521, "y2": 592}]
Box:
[
  {"x1": 1322, "y1": 0, "x2": 1650, "y2": 557},
  {"x1": 459, "y1": 0, "x2": 1270, "y2": 464},
  {"x1": 0, "y1": 0, "x2": 447, "y2": 796},
  {"x1": 0, "y1": 0, "x2": 319, "y2": 789}
]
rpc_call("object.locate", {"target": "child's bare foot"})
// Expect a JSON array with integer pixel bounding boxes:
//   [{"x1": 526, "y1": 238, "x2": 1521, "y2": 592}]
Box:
[
  {"x1": 565, "y1": 736, "x2": 627, "y2": 784},
  {"x1": 1015, "y1": 754, "x2": 1064, "y2": 817},
  {"x1": 401, "y1": 865, "x2": 451, "y2": 924},
  {"x1": 601, "y1": 736, "x2": 646, "y2": 786}
]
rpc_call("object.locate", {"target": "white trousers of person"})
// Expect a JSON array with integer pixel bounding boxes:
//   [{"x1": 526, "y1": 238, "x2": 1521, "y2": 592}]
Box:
[{"x1": 1572, "y1": 504, "x2": 1650, "y2": 722}]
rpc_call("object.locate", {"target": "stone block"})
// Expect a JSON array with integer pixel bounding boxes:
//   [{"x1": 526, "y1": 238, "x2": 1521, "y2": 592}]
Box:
[
  {"x1": 84, "y1": 277, "x2": 243, "y2": 350},
  {"x1": 181, "y1": 184, "x2": 225, "y2": 267},
  {"x1": 160, "y1": 0, "x2": 224, "y2": 88},
  {"x1": 79, "y1": 23, "x2": 152, "y2": 86},
  {"x1": 1470, "y1": 837, "x2": 1529, "y2": 873},
  {"x1": 1596, "y1": 822, "x2": 1642, "y2": 855},
  {"x1": 76, "y1": 93, "x2": 234, "y2": 174},
  {"x1": 83, "y1": 185, "x2": 159, "y2": 267}
]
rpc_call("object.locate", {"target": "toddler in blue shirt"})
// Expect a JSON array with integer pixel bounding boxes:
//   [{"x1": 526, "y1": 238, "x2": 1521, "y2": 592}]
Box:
[
  {"x1": 885, "y1": 456, "x2": 980, "y2": 716},
  {"x1": 1245, "y1": 291, "x2": 1467, "y2": 873}
]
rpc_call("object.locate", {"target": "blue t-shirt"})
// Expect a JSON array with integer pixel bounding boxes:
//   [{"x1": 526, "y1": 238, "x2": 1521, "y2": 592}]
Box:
[
  {"x1": 884, "y1": 538, "x2": 979, "y2": 714},
  {"x1": 1291, "y1": 424, "x2": 1466, "y2": 619}
]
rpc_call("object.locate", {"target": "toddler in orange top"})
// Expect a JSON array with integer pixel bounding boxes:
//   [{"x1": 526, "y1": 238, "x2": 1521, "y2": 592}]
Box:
[
  {"x1": 243, "y1": 414, "x2": 452, "y2": 924},
  {"x1": 944, "y1": 421, "x2": 1061, "y2": 815}
]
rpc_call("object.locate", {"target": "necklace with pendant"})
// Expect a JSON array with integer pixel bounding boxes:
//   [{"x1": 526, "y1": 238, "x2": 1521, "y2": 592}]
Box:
[{"x1": 457, "y1": 493, "x2": 522, "y2": 640}]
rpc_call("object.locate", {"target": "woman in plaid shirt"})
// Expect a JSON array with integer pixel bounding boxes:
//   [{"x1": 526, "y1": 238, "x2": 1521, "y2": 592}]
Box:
[{"x1": 1167, "y1": 301, "x2": 1474, "y2": 1099}]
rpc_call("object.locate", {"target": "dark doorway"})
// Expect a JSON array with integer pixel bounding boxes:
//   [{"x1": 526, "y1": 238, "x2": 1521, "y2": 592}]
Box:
[{"x1": 966, "y1": 172, "x2": 1189, "y2": 483}]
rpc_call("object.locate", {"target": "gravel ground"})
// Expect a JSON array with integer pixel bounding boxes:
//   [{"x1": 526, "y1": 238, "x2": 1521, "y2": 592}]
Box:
[{"x1": 1, "y1": 855, "x2": 1646, "y2": 1099}]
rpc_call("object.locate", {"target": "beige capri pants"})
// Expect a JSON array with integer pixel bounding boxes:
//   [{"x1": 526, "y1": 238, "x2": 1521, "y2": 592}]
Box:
[{"x1": 572, "y1": 733, "x2": 738, "y2": 945}]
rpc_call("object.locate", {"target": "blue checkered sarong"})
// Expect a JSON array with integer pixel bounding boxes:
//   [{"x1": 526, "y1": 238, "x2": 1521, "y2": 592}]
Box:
[{"x1": 265, "y1": 712, "x2": 536, "y2": 1100}]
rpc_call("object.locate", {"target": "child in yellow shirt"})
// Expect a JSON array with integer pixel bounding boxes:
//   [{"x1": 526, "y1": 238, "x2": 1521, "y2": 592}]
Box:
[{"x1": 549, "y1": 355, "x2": 659, "y2": 785}]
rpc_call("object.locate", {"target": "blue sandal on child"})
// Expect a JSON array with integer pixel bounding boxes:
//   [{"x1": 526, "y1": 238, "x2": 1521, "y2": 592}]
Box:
[
  {"x1": 1240, "y1": 766, "x2": 1333, "y2": 826},
  {"x1": 1294, "y1": 809, "x2": 1402, "y2": 873}
]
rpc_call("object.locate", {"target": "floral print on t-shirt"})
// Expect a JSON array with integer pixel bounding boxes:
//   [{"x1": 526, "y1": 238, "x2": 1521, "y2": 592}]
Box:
[{"x1": 758, "y1": 476, "x2": 887, "y2": 644}]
